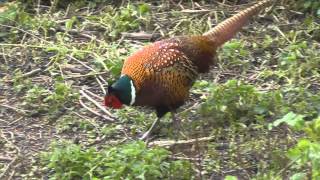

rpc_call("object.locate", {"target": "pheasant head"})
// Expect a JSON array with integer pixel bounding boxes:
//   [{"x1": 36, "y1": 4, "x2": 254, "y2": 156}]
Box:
[{"x1": 104, "y1": 75, "x2": 136, "y2": 109}]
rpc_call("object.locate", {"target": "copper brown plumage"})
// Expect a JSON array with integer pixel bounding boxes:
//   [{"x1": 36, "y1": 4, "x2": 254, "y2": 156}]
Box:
[
  {"x1": 105, "y1": 0, "x2": 274, "y2": 139},
  {"x1": 120, "y1": 36, "x2": 216, "y2": 117}
]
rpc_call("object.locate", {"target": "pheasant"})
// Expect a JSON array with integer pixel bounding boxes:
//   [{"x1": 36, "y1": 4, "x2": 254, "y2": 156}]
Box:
[{"x1": 105, "y1": 0, "x2": 273, "y2": 139}]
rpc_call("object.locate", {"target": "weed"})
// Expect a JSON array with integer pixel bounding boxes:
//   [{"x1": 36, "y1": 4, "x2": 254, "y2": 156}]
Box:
[
  {"x1": 21, "y1": 81, "x2": 78, "y2": 119},
  {"x1": 87, "y1": 3, "x2": 151, "y2": 40},
  {"x1": 56, "y1": 115, "x2": 96, "y2": 133},
  {"x1": 100, "y1": 124, "x2": 122, "y2": 137},
  {"x1": 219, "y1": 40, "x2": 251, "y2": 71},
  {"x1": 101, "y1": 43, "x2": 136, "y2": 77},
  {"x1": 12, "y1": 70, "x2": 32, "y2": 93},
  {"x1": 199, "y1": 80, "x2": 283, "y2": 126},
  {"x1": 41, "y1": 141, "x2": 194, "y2": 179},
  {"x1": 270, "y1": 114, "x2": 320, "y2": 178}
]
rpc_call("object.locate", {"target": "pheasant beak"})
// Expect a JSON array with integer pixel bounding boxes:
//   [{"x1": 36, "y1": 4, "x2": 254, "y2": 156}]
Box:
[{"x1": 104, "y1": 95, "x2": 123, "y2": 109}]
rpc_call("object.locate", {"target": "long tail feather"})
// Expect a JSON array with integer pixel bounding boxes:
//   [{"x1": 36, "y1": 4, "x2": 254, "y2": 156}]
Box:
[{"x1": 203, "y1": 0, "x2": 273, "y2": 47}]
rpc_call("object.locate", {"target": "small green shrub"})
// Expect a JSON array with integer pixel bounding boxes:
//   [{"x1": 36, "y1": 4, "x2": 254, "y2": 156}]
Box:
[
  {"x1": 199, "y1": 80, "x2": 283, "y2": 126},
  {"x1": 87, "y1": 3, "x2": 150, "y2": 40},
  {"x1": 270, "y1": 115, "x2": 320, "y2": 179},
  {"x1": 287, "y1": 139, "x2": 320, "y2": 179},
  {"x1": 25, "y1": 85, "x2": 49, "y2": 103},
  {"x1": 220, "y1": 40, "x2": 250, "y2": 70},
  {"x1": 282, "y1": 87, "x2": 320, "y2": 120},
  {"x1": 56, "y1": 115, "x2": 96, "y2": 133},
  {"x1": 42, "y1": 141, "x2": 193, "y2": 179},
  {"x1": 23, "y1": 81, "x2": 78, "y2": 117},
  {"x1": 278, "y1": 40, "x2": 320, "y2": 81}
]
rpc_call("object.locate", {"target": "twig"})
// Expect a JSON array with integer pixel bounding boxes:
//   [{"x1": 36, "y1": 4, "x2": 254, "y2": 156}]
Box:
[
  {"x1": 72, "y1": 112, "x2": 100, "y2": 130},
  {"x1": 121, "y1": 32, "x2": 160, "y2": 40},
  {"x1": 180, "y1": 9, "x2": 211, "y2": 13},
  {"x1": 56, "y1": 26, "x2": 105, "y2": 44},
  {"x1": 0, "y1": 104, "x2": 28, "y2": 115},
  {"x1": 0, "y1": 24, "x2": 50, "y2": 43},
  {"x1": 8, "y1": 170, "x2": 15, "y2": 180},
  {"x1": 4, "y1": 59, "x2": 54, "y2": 82},
  {"x1": 0, "y1": 156, "x2": 18, "y2": 179},
  {"x1": 79, "y1": 98, "x2": 114, "y2": 122},
  {"x1": 95, "y1": 76, "x2": 106, "y2": 95},
  {"x1": 20, "y1": 68, "x2": 42, "y2": 78},
  {"x1": 0, "y1": 119, "x2": 8, "y2": 124},
  {"x1": 84, "y1": 89, "x2": 104, "y2": 101},
  {"x1": 1, "y1": 47, "x2": 8, "y2": 65},
  {"x1": 67, "y1": 54, "x2": 96, "y2": 72},
  {"x1": 149, "y1": 136, "x2": 215, "y2": 147},
  {"x1": 0, "y1": 43, "x2": 46, "y2": 49},
  {"x1": 0, "y1": 131, "x2": 21, "y2": 179},
  {"x1": 272, "y1": 26, "x2": 291, "y2": 43},
  {"x1": 58, "y1": 64, "x2": 65, "y2": 79},
  {"x1": 170, "y1": 156, "x2": 201, "y2": 161},
  {"x1": 8, "y1": 117, "x2": 23, "y2": 126},
  {"x1": 64, "y1": 72, "x2": 107, "y2": 79},
  {"x1": 67, "y1": 54, "x2": 107, "y2": 94},
  {"x1": 0, "y1": 156, "x2": 13, "y2": 161},
  {"x1": 80, "y1": 90, "x2": 115, "y2": 119}
]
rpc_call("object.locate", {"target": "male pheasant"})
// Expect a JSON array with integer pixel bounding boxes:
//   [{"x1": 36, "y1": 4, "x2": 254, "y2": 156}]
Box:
[{"x1": 105, "y1": 0, "x2": 273, "y2": 139}]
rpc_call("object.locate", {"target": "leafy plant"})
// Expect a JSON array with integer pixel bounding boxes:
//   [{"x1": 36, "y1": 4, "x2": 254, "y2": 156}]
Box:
[
  {"x1": 287, "y1": 139, "x2": 320, "y2": 179},
  {"x1": 270, "y1": 112, "x2": 305, "y2": 130},
  {"x1": 270, "y1": 114, "x2": 320, "y2": 179},
  {"x1": 42, "y1": 141, "x2": 193, "y2": 179},
  {"x1": 199, "y1": 80, "x2": 283, "y2": 126},
  {"x1": 220, "y1": 40, "x2": 250, "y2": 70},
  {"x1": 22, "y1": 81, "x2": 78, "y2": 117},
  {"x1": 56, "y1": 115, "x2": 96, "y2": 133},
  {"x1": 87, "y1": 3, "x2": 150, "y2": 40},
  {"x1": 24, "y1": 85, "x2": 49, "y2": 101}
]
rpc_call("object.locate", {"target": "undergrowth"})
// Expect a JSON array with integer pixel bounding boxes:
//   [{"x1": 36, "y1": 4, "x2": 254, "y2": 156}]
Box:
[{"x1": 41, "y1": 141, "x2": 193, "y2": 180}]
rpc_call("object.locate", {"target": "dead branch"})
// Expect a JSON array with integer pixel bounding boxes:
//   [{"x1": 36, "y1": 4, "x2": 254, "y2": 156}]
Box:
[
  {"x1": 79, "y1": 89, "x2": 115, "y2": 119},
  {"x1": 79, "y1": 98, "x2": 114, "y2": 122},
  {"x1": 149, "y1": 136, "x2": 215, "y2": 147},
  {"x1": 0, "y1": 104, "x2": 29, "y2": 115}
]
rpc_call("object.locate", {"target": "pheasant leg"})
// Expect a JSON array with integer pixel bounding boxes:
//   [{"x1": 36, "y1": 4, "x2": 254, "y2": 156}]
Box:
[
  {"x1": 139, "y1": 117, "x2": 160, "y2": 141},
  {"x1": 171, "y1": 112, "x2": 184, "y2": 140},
  {"x1": 171, "y1": 112, "x2": 180, "y2": 131}
]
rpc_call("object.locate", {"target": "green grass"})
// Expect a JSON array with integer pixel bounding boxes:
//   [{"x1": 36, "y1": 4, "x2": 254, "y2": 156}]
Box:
[{"x1": 0, "y1": 0, "x2": 319, "y2": 179}]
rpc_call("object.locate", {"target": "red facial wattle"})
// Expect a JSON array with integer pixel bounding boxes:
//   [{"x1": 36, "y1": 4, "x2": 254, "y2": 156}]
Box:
[{"x1": 104, "y1": 95, "x2": 123, "y2": 109}]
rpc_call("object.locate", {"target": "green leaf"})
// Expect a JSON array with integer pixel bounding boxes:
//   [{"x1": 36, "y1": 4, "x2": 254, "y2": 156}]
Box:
[
  {"x1": 290, "y1": 173, "x2": 307, "y2": 180},
  {"x1": 271, "y1": 112, "x2": 305, "y2": 130},
  {"x1": 287, "y1": 139, "x2": 311, "y2": 161},
  {"x1": 225, "y1": 175, "x2": 238, "y2": 180},
  {"x1": 303, "y1": 1, "x2": 312, "y2": 8},
  {"x1": 138, "y1": 3, "x2": 150, "y2": 14},
  {"x1": 65, "y1": 17, "x2": 75, "y2": 30}
]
